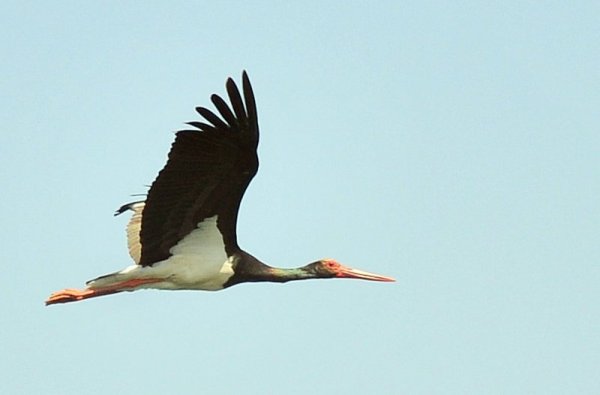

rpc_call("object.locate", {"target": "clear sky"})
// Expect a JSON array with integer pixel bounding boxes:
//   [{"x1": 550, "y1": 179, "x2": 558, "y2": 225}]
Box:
[{"x1": 1, "y1": 1, "x2": 598, "y2": 394}]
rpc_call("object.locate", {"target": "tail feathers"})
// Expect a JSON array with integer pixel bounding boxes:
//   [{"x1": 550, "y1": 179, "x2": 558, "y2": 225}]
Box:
[
  {"x1": 86, "y1": 271, "x2": 119, "y2": 287},
  {"x1": 86, "y1": 265, "x2": 139, "y2": 288}
]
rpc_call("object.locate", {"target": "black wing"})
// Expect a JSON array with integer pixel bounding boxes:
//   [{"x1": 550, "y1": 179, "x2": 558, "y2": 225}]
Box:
[{"x1": 138, "y1": 72, "x2": 259, "y2": 266}]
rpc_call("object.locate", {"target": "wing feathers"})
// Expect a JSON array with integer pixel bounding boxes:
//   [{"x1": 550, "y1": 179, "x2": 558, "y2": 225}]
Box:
[
  {"x1": 137, "y1": 73, "x2": 259, "y2": 266},
  {"x1": 195, "y1": 106, "x2": 230, "y2": 131},
  {"x1": 185, "y1": 121, "x2": 218, "y2": 133},
  {"x1": 115, "y1": 201, "x2": 145, "y2": 264},
  {"x1": 211, "y1": 94, "x2": 238, "y2": 128},
  {"x1": 226, "y1": 78, "x2": 247, "y2": 120},
  {"x1": 242, "y1": 71, "x2": 259, "y2": 139}
]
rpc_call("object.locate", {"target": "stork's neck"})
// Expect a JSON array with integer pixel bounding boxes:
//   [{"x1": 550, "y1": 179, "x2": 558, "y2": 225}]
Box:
[
  {"x1": 227, "y1": 252, "x2": 322, "y2": 285},
  {"x1": 235, "y1": 264, "x2": 320, "y2": 284},
  {"x1": 265, "y1": 266, "x2": 320, "y2": 283}
]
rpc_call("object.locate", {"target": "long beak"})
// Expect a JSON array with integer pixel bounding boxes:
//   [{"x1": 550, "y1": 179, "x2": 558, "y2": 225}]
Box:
[{"x1": 336, "y1": 266, "x2": 395, "y2": 282}]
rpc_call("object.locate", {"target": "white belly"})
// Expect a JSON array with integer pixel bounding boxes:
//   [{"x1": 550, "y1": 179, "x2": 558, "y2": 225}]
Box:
[
  {"x1": 89, "y1": 215, "x2": 235, "y2": 291},
  {"x1": 159, "y1": 215, "x2": 234, "y2": 290}
]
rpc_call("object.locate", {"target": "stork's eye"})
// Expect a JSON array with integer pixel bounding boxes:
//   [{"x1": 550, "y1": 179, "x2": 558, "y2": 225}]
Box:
[{"x1": 323, "y1": 260, "x2": 337, "y2": 268}]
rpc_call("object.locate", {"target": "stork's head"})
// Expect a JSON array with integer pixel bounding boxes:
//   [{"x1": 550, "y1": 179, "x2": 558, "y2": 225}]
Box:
[{"x1": 308, "y1": 258, "x2": 395, "y2": 282}]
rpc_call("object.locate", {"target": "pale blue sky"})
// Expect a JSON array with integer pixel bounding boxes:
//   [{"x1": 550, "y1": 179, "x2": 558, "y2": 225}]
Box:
[{"x1": 1, "y1": 2, "x2": 598, "y2": 394}]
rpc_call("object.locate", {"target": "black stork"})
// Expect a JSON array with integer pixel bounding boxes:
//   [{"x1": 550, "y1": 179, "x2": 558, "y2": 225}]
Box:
[{"x1": 45, "y1": 72, "x2": 394, "y2": 305}]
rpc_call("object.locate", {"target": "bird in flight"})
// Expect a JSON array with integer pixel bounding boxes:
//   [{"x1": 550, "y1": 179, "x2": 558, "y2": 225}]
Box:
[{"x1": 45, "y1": 72, "x2": 394, "y2": 305}]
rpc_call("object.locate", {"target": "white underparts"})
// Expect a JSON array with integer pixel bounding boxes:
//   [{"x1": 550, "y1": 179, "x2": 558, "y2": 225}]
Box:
[{"x1": 88, "y1": 215, "x2": 234, "y2": 292}]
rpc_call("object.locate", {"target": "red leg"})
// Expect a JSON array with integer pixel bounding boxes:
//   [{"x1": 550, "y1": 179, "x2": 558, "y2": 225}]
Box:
[{"x1": 45, "y1": 278, "x2": 163, "y2": 305}]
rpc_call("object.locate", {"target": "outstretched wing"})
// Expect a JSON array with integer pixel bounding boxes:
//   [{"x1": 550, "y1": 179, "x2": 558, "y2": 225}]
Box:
[{"x1": 138, "y1": 72, "x2": 259, "y2": 267}]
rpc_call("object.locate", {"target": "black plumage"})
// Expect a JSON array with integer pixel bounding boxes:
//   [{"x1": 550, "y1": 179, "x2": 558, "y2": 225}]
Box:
[{"x1": 140, "y1": 71, "x2": 259, "y2": 264}]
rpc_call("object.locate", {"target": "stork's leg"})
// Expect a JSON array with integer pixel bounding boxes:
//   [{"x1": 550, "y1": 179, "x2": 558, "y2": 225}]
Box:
[
  {"x1": 45, "y1": 287, "x2": 118, "y2": 305},
  {"x1": 45, "y1": 278, "x2": 162, "y2": 305}
]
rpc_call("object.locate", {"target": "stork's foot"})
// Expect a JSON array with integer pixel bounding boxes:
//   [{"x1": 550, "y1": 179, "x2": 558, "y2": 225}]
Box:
[{"x1": 45, "y1": 288, "x2": 100, "y2": 305}]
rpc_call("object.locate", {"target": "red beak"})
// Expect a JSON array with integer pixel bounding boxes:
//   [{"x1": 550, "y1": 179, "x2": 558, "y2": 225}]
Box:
[{"x1": 336, "y1": 265, "x2": 395, "y2": 282}]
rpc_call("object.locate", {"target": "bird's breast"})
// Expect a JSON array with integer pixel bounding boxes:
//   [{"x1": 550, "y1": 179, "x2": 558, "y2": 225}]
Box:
[{"x1": 152, "y1": 215, "x2": 235, "y2": 290}]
